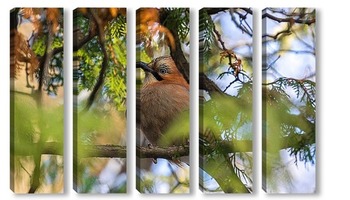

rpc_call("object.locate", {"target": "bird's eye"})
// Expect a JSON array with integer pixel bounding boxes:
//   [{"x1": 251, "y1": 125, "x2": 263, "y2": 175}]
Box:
[{"x1": 159, "y1": 68, "x2": 168, "y2": 74}]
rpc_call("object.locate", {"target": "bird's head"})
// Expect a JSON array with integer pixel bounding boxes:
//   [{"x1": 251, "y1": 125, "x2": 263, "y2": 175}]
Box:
[{"x1": 137, "y1": 56, "x2": 188, "y2": 88}]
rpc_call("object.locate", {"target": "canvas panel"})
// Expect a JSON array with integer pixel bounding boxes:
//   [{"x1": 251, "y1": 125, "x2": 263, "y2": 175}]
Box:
[
  {"x1": 199, "y1": 8, "x2": 253, "y2": 193},
  {"x1": 262, "y1": 7, "x2": 316, "y2": 193},
  {"x1": 73, "y1": 8, "x2": 127, "y2": 193},
  {"x1": 136, "y1": 8, "x2": 190, "y2": 194},
  {"x1": 10, "y1": 7, "x2": 64, "y2": 193}
]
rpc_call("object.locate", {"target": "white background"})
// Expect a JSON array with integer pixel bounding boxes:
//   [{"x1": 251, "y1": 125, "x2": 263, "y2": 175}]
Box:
[{"x1": 1, "y1": 0, "x2": 348, "y2": 199}]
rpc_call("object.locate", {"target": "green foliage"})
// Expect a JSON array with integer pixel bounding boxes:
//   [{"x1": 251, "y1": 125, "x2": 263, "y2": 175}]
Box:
[
  {"x1": 39, "y1": 105, "x2": 64, "y2": 143},
  {"x1": 32, "y1": 35, "x2": 47, "y2": 56},
  {"x1": 202, "y1": 90, "x2": 252, "y2": 149},
  {"x1": 159, "y1": 110, "x2": 190, "y2": 147},
  {"x1": 199, "y1": 9, "x2": 215, "y2": 65},
  {"x1": 12, "y1": 93, "x2": 64, "y2": 148},
  {"x1": 75, "y1": 14, "x2": 127, "y2": 111},
  {"x1": 262, "y1": 47, "x2": 316, "y2": 192},
  {"x1": 267, "y1": 78, "x2": 316, "y2": 108},
  {"x1": 76, "y1": 38, "x2": 102, "y2": 90},
  {"x1": 76, "y1": 110, "x2": 120, "y2": 146},
  {"x1": 52, "y1": 31, "x2": 64, "y2": 49},
  {"x1": 199, "y1": 84, "x2": 253, "y2": 193},
  {"x1": 203, "y1": 154, "x2": 250, "y2": 193},
  {"x1": 104, "y1": 16, "x2": 127, "y2": 111},
  {"x1": 75, "y1": 107, "x2": 127, "y2": 193},
  {"x1": 12, "y1": 93, "x2": 37, "y2": 145},
  {"x1": 12, "y1": 92, "x2": 64, "y2": 192},
  {"x1": 263, "y1": 77, "x2": 316, "y2": 164},
  {"x1": 74, "y1": 14, "x2": 89, "y2": 36},
  {"x1": 109, "y1": 14, "x2": 127, "y2": 38},
  {"x1": 136, "y1": 50, "x2": 153, "y2": 67},
  {"x1": 163, "y1": 8, "x2": 190, "y2": 42}
]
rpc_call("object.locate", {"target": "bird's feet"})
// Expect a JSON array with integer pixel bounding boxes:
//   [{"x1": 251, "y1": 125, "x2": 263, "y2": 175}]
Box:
[
  {"x1": 147, "y1": 143, "x2": 158, "y2": 164},
  {"x1": 152, "y1": 158, "x2": 158, "y2": 164}
]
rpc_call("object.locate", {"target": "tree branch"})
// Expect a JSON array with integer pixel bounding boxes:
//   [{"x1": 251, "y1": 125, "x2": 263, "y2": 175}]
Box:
[
  {"x1": 200, "y1": 139, "x2": 252, "y2": 155},
  {"x1": 52, "y1": 46, "x2": 63, "y2": 56},
  {"x1": 13, "y1": 133, "x2": 315, "y2": 159},
  {"x1": 263, "y1": 28, "x2": 291, "y2": 40},
  {"x1": 262, "y1": 12, "x2": 315, "y2": 25},
  {"x1": 240, "y1": 8, "x2": 253, "y2": 15},
  {"x1": 85, "y1": 9, "x2": 109, "y2": 110},
  {"x1": 14, "y1": 141, "x2": 248, "y2": 159},
  {"x1": 159, "y1": 9, "x2": 190, "y2": 84},
  {"x1": 14, "y1": 142, "x2": 63, "y2": 156},
  {"x1": 230, "y1": 9, "x2": 253, "y2": 37},
  {"x1": 81, "y1": 145, "x2": 126, "y2": 158},
  {"x1": 204, "y1": 8, "x2": 229, "y2": 15},
  {"x1": 73, "y1": 29, "x2": 98, "y2": 51},
  {"x1": 199, "y1": 72, "x2": 226, "y2": 96},
  {"x1": 137, "y1": 145, "x2": 189, "y2": 159}
]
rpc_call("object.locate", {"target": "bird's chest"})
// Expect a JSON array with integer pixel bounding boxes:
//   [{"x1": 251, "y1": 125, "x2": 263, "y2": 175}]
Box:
[
  {"x1": 140, "y1": 84, "x2": 188, "y2": 128},
  {"x1": 142, "y1": 86, "x2": 180, "y2": 114}
]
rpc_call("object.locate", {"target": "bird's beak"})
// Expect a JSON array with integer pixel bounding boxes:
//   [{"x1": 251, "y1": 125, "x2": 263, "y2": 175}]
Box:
[{"x1": 136, "y1": 61, "x2": 163, "y2": 81}]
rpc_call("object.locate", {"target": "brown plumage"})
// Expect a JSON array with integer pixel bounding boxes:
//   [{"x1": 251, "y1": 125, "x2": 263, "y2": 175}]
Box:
[{"x1": 137, "y1": 56, "x2": 189, "y2": 147}]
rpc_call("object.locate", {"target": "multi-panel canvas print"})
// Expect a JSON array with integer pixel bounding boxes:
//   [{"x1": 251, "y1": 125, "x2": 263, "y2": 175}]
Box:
[
  {"x1": 262, "y1": 7, "x2": 316, "y2": 193},
  {"x1": 9, "y1": 6, "x2": 317, "y2": 195},
  {"x1": 10, "y1": 8, "x2": 64, "y2": 193},
  {"x1": 199, "y1": 8, "x2": 254, "y2": 193},
  {"x1": 73, "y1": 8, "x2": 127, "y2": 193}
]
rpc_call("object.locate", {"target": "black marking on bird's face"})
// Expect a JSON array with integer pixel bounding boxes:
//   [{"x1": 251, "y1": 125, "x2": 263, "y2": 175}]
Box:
[
  {"x1": 136, "y1": 61, "x2": 163, "y2": 81},
  {"x1": 137, "y1": 56, "x2": 179, "y2": 82}
]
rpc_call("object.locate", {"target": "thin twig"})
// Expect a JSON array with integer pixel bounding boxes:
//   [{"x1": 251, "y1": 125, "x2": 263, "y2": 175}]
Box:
[
  {"x1": 19, "y1": 161, "x2": 32, "y2": 177},
  {"x1": 262, "y1": 12, "x2": 315, "y2": 25}
]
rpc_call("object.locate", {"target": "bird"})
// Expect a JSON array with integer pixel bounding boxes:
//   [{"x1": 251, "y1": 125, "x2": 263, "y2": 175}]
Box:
[{"x1": 136, "y1": 56, "x2": 189, "y2": 150}]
